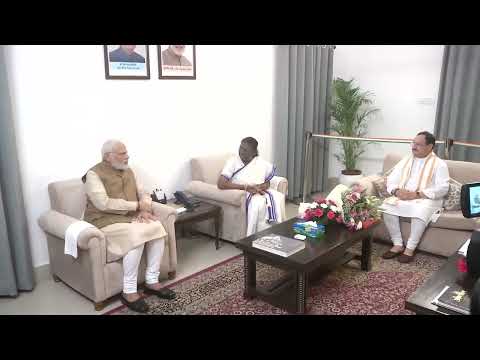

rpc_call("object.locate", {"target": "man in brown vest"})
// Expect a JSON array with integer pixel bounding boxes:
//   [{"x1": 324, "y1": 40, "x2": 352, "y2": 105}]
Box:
[{"x1": 83, "y1": 139, "x2": 175, "y2": 313}]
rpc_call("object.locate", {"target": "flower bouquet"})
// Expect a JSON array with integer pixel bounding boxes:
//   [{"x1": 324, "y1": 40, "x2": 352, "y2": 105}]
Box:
[
  {"x1": 295, "y1": 198, "x2": 343, "y2": 238},
  {"x1": 340, "y1": 184, "x2": 382, "y2": 232},
  {"x1": 301, "y1": 198, "x2": 343, "y2": 225}
]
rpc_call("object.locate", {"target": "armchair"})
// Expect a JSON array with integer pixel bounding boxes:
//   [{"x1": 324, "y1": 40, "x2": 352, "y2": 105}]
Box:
[
  {"x1": 38, "y1": 178, "x2": 177, "y2": 311},
  {"x1": 185, "y1": 153, "x2": 288, "y2": 243}
]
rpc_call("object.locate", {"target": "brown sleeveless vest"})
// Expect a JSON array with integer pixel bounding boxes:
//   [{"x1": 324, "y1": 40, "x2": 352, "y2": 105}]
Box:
[{"x1": 83, "y1": 161, "x2": 139, "y2": 229}]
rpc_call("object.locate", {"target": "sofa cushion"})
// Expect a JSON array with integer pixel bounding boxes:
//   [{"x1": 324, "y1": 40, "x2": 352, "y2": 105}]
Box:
[
  {"x1": 354, "y1": 175, "x2": 381, "y2": 197},
  {"x1": 48, "y1": 179, "x2": 87, "y2": 219},
  {"x1": 430, "y1": 210, "x2": 479, "y2": 231},
  {"x1": 371, "y1": 167, "x2": 394, "y2": 199},
  {"x1": 190, "y1": 153, "x2": 234, "y2": 185},
  {"x1": 443, "y1": 178, "x2": 462, "y2": 211},
  {"x1": 372, "y1": 177, "x2": 390, "y2": 199}
]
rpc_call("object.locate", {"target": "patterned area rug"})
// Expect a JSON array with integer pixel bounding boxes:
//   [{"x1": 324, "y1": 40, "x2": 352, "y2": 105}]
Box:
[{"x1": 106, "y1": 242, "x2": 446, "y2": 315}]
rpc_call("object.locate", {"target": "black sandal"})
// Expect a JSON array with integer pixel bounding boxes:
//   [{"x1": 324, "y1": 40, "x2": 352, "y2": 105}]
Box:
[
  {"x1": 120, "y1": 295, "x2": 150, "y2": 313},
  {"x1": 144, "y1": 286, "x2": 176, "y2": 300}
]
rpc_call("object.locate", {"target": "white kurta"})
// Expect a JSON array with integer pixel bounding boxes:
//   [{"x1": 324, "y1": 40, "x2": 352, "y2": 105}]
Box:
[
  {"x1": 221, "y1": 156, "x2": 285, "y2": 236},
  {"x1": 382, "y1": 155, "x2": 450, "y2": 224}
]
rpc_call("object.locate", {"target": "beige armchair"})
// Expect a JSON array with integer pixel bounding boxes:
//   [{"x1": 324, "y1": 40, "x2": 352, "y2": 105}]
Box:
[
  {"x1": 185, "y1": 153, "x2": 288, "y2": 243},
  {"x1": 38, "y1": 178, "x2": 177, "y2": 311}
]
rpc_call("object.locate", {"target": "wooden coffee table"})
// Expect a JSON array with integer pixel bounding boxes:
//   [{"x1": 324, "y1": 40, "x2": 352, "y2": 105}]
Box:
[
  {"x1": 236, "y1": 217, "x2": 379, "y2": 314},
  {"x1": 167, "y1": 200, "x2": 222, "y2": 250},
  {"x1": 405, "y1": 253, "x2": 462, "y2": 315}
]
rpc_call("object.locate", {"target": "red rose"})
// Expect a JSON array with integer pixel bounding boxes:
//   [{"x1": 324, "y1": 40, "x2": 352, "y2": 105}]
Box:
[
  {"x1": 327, "y1": 211, "x2": 335, "y2": 220},
  {"x1": 314, "y1": 208, "x2": 324, "y2": 218},
  {"x1": 363, "y1": 219, "x2": 372, "y2": 229},
  {"x1": 304, "y1": 209, "x2": 313, "y2": 221}
]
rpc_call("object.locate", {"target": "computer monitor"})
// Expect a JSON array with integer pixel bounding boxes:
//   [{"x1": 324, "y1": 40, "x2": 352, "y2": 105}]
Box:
[{"x1": 461, "y1": 182, "x2": 480, "y2": 218}]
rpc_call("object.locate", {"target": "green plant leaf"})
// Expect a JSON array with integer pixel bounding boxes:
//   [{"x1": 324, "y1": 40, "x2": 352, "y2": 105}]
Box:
[{"x1": 330, "y1": 77, "x2": 379, "y2": 171}]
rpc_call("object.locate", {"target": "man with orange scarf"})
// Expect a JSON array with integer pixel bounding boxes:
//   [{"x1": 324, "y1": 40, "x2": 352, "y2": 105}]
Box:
[{"x1": 381, "y1": 131, "x2": 450, "y2": 263}]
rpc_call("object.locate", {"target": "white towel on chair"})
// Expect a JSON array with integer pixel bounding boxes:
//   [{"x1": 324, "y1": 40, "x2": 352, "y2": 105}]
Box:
[{"x1": 65, "y1": 221, "x2": 95, "y2": 258}]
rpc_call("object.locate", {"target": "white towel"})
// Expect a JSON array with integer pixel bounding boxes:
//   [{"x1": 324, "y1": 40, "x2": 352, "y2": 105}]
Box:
[{"x1": 64, "y1": 221, "x2": 95, "y2": 258}]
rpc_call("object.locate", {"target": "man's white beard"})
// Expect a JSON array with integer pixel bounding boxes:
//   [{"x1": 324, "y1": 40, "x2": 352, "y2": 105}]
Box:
[{"x1": 111, "y1": 161, "x2": 129, "y2": 170}]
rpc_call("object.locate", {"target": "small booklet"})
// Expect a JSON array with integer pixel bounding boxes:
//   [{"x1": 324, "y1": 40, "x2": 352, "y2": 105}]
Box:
[
  {"x1": 252, "y1": 234, "x2": 305, "y2": 257},
  {"x1": 431, "y1": 283, "x2": 471, "y2": 315}
]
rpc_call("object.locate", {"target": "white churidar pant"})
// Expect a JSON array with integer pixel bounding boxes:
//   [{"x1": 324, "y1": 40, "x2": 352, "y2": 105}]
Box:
[
  {"x1": 383, "y1": 213, "x2": 427, "y2": 251},
  {"x1": 122, "y1": 237, "x2": 165, "y2": 294}
]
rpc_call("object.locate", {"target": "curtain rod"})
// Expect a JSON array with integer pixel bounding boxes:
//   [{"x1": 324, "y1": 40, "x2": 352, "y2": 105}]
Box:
[
  {"x1": 310, "y1": 133, "x2": 480, "y2": 148},
  {"x1": 310, "y1": 133, "x2": 443, "y2": 144}
]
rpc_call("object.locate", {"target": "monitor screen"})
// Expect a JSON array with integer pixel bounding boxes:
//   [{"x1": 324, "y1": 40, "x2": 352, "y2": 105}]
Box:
[
  {"x1": 470, "y1": 185, "x2": 480, "y2": 216},
  {"x1": 461, "y1": 183, "x2": 480, "y2": 218}
]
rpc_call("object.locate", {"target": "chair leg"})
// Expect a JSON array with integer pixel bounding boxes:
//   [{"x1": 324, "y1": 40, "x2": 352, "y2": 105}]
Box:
[
  {"x1": 168, "y1": 271, "x2": 176, "y2": 280},
  {"x1": 52, "y1": 274, "x2": 61, "y2": 282},
  {"x1": 94, "y1": 301, "x2": 106, "y2": 311}
]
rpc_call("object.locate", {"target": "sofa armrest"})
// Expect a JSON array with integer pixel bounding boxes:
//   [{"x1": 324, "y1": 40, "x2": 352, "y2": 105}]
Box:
[
  {"x1": 270, "y1": 176, "x2": 288, "y2": 195},
  {"x1": 152, "y1": 202, "x2": 177, "y2": 223},
  {"x1": 38, "y1": 210, "x2": 105, "y2": 250},
  {"x1": 186, "y1": 181, "x2": 245, "y2": 207},
  {"x1": 151, "y1": 202, "x2": 177, "y2": 272},
  {"x1": 352, "y1": 175, "x2": 383, "y2": 197}
]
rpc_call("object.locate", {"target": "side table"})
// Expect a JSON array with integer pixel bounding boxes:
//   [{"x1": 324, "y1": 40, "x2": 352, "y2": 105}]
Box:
[{"x1": 165, "y1": 200, "x2": 222, "y2": 250}]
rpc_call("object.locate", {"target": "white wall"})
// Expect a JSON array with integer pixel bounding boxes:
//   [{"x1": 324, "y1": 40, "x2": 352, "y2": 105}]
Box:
[
  {"x1": 329, "y1": 45, "x2": 444, "y2": 177},
  {"x1": 6, "y1": 45, "x2": 274, "y2": 267}
]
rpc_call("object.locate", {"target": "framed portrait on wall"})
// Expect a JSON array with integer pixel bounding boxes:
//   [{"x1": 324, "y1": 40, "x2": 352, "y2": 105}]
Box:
[
  {"x1": 103, "y1": 45, "x2": 150, "y2": 79},
  {"x1": 157, "y1": 45, "x2": 196, "y2": 79}
]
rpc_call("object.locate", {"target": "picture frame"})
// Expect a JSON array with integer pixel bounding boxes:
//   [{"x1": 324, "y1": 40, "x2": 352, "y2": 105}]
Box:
[
  {"x1": 104, "y1": 45, "x2": 150, "y2": 79},
  {"x1": 157, "y1": 45, "x2": 196, "y2": 80}
]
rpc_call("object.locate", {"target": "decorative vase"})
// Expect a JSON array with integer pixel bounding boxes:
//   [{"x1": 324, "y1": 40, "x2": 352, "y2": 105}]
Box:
[{"x1": 339, "y1": 170, "x2": 363, "y2": 187}]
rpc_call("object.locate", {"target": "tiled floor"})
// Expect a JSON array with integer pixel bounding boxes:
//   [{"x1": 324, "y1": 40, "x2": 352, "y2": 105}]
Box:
[{"x1": 0, "y1": 202, "x2": 299, "y2": 315}]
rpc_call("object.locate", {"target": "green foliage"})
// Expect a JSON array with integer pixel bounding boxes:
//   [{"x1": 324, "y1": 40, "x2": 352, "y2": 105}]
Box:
[{"x1": 330, "y1": 78, "x2": 379, "y2": 171}]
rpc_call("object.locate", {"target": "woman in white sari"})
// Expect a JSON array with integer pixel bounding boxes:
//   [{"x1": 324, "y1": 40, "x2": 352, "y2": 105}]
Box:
[{"x1": 218, "y1": 137, "x2": 285, "y2": 236}]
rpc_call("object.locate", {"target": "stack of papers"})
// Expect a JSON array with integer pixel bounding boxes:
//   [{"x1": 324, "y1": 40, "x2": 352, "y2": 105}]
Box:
[
  {"x1": 176, "y1": 207, "x2": 187, "y2": 214},
  {"x1": 458, "y1": 238, "x2": 470, "y2": 257}
]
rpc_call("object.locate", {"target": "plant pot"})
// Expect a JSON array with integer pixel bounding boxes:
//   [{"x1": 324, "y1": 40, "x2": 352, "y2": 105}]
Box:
[{"x1": 339, "y1": 170, "x2": 363, "y2": 187}]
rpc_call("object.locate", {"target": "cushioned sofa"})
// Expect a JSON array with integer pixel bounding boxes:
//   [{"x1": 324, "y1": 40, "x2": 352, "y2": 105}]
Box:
[
  {"x1": 38, "y1": 178, "x2": 178, "y2": 310},
  {"x1": 356, "y1": 153, "x2": 480, "y2": 257},
  {"x1": 185, "y1": 153, "x2": 288, "y2": 243}
]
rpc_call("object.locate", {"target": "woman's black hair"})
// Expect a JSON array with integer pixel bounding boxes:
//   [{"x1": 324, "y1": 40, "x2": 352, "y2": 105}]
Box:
[{"x1": 241, "y1": 137, "x2": 259, "y2": 156}]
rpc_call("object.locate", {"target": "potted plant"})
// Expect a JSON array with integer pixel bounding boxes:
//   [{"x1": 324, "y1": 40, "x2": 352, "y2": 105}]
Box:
[{"x1": 330, "y1": 77, "x2": 379, "y2": 186}]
